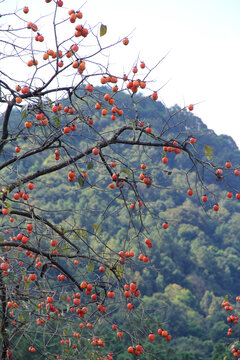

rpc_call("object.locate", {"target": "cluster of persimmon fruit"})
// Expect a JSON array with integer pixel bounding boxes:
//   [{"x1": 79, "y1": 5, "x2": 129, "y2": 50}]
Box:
[
  {"x1": 14, "y1": 85, "x2": 30, "y2": 104},
  {"x1": 1, "y1": 181, "x2": 34, "y2": 216},
  {"x1": 231, "y1": 347, "x2": 240, "y2": 360},
  {"x1": 22, "y1": 2, "x2": 88, "y2": 73},
  {"x1": 67, "y1": 170, "x2": 87, "y2": 182},
  {"x1": 0, "y1": 232, "x2": 172, "y2": 357},
  {"x1": 20, "y1": 1, "x2": 161, "y2": 125},
  {"x1": 126, "y1": 328, "x2": 171, "y2": 356},
  {"x1": 221, "y1": 297, "x2": 240, "y2": 341},
  {"x1": 220, "y1": 297, "x2": 240, "y2": 360},
  {"x1": 187, "y1": 161, "x2": 240, "y2": 212}
]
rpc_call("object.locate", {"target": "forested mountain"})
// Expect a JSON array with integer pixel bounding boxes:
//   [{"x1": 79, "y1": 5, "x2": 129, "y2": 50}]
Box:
[{"x1": 3, "y1": 89, "x2": 240, "y2": 360}]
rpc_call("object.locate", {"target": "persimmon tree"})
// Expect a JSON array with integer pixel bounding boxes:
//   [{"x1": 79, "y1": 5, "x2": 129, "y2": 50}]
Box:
[{"x1": 0, "y1": 1, "x2": 239, "y2": 360}]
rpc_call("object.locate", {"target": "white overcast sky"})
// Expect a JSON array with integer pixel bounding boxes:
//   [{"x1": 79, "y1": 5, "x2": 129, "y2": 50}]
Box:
[{"x1": 3, "y1": 0, "x2": 240, "y2": 148}]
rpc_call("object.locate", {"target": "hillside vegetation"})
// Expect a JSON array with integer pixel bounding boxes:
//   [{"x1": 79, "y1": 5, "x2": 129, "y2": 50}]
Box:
[{"x1": 4, "y1": 90, "x2": 240, "y2": 359}]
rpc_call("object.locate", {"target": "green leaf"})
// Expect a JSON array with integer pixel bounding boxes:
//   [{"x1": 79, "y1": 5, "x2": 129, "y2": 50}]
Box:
[
  {"x1": 120, "y1": 168, "x2": 132, "y2": 178},
  {"x1": 23, "y1": 288, "x2": 29, "y2": 297},
  {"x1": 92, "y1": 223, "x2": 101, "y2": 236},
  {"x1": 104, "y1": 267, "x2": 111, "y2": 279},
  {"x1": 77, "y1": 229, "x2": 87, "y2": 239},
  {"x1": 204, "y1": 145, "x2": 213, "y2": 160},
  {"x1": 21, "y1": 106, "x2": 28, "y2": 121},
  {"x1": 225, "y1": 295, "x2": 228, "y2": 302},
  {"x1": 116, "y1": 198, "x2": 125, "y2": 204},
  {"x1": 128, "y1": 117, "x2": 136, "y2": 131},
  {"x1": 87, "y1": 261, "x2": 94, "y2": 273},
  {"x1": 18, "y1": 313, "x2": 24, "y2": 322},
  {"x1": 5, "y1": 201, "x2": 12, "y2": 212},
  {"x1": 54, "y1": 117, "x2": 60, "y2": 127},
  {"x1": 46, "y1": 97, "x2": 53, "y2": 107},
  {"x1": 116, "y1": 264, "x2": 123, "y2": 279},
  {"x1": 78, "y1": 174, "x2": 85, "y2": 187},
  {"x1": 87, "y1": 161, "x2": 94, "y2": 170},
  {"x1": 64, "y1": 349, "x2": 70, "y2": 354},
  {"x1": 59, "y1": 226, "x2": 66, "y2": 233},
  {"x1": 100, "y1": 24, "x2": 107, "y2": 37},
  {"x1": 162, "y1": 151, "x2": 166, "y2": 158}
]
